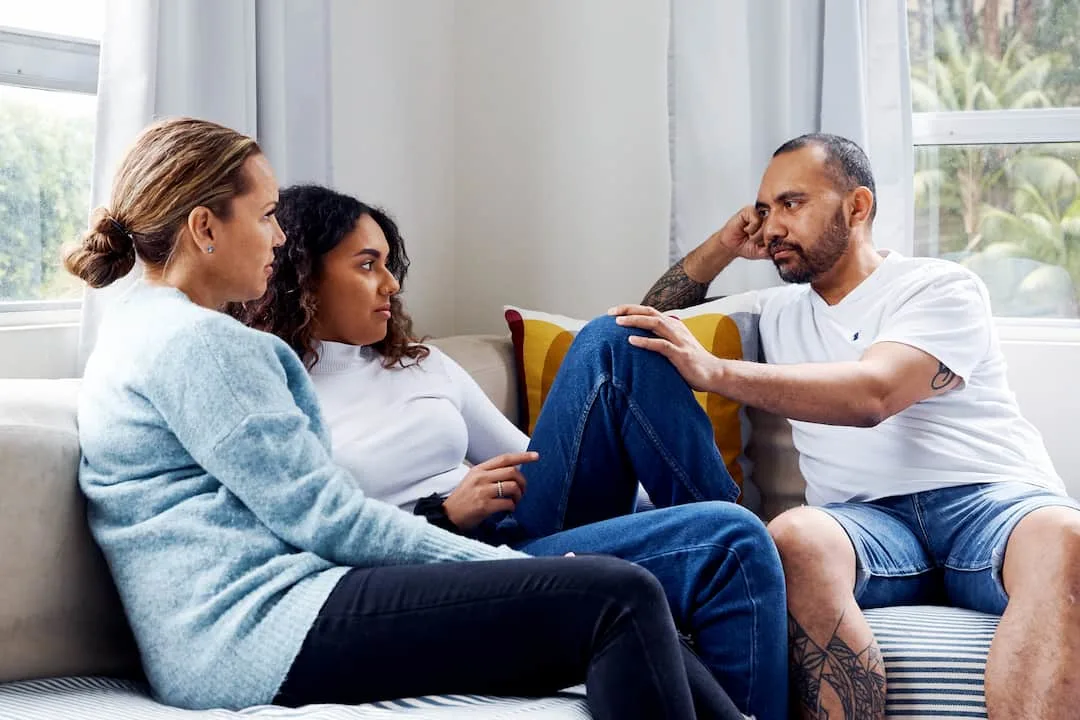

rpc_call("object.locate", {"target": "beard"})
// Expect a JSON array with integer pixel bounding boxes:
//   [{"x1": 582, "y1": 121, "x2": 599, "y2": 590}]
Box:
[{"x1": 770, "y1": 207, "x2": 850, "y2": 284}]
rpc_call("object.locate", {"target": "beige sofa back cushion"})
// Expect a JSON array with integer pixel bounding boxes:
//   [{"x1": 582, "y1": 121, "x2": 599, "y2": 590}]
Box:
[
  {"x1": 0, "y1": 334, "x2": 801, "y2": 684},
  {"x1": 0, "y1": 379, "x2": 140, "y2": 684}
]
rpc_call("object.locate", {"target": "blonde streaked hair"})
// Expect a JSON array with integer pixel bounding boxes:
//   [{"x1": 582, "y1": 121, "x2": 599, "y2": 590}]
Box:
[{"x1": 64, "y1": 117, "x2": 262, "y2": 288}]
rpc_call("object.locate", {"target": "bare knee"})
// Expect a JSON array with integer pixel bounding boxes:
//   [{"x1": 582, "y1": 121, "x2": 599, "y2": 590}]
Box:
[
  {"x1": 768, "y1": 508, "x2": 857, "y2": 599},
  {"x1": 1005, "y1": 508, "x2": 1080, "y2": 602}
]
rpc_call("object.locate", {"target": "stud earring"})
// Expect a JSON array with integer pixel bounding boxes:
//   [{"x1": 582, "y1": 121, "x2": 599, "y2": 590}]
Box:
[{"x1": 206, "y1": 245, "x2": 215, "y2": 254}]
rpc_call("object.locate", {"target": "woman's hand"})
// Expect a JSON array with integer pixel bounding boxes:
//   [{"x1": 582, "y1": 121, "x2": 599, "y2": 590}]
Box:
[
  {"x1": 607, "y1": 305, "x2": 724, "y2": 393},
  {"x1": 442, "y1": 451, "x2": 539, "y2": 531}
]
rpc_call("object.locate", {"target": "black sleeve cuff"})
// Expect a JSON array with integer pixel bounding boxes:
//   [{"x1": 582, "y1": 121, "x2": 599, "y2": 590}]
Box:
[{"x1": 413, "y1": 492, "x2": 462, "y2": 534}]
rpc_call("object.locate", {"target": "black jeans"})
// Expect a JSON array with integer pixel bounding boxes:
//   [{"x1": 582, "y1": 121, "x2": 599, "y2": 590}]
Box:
[{"x1": 275, "y1": 556, "x2": 744, "y2": 719}]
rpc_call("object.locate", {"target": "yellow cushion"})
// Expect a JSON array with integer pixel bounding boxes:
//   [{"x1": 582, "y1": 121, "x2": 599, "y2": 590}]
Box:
[{"x1": 504, "y1": 295, "x2": 760, "y2": 492}]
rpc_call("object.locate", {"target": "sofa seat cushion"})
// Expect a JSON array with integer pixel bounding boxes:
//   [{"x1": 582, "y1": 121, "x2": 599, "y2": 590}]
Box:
[
  {"x1": 0, "y1": 678, "x2": 590, "y2": 719},
  {"x1": 867, "y1": 605, "x2": 996, "y2": 719},
  {"x1": 0, "y1": 606, "x2": 995, "y2": 719}
]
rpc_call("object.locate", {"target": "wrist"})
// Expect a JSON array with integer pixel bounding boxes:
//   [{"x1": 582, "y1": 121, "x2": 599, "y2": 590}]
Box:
[
  {"x1": 441, "y1": 499, "x2": 464, "y2": 530},
  {"x1": 688, "y1": 234, "x2": 737, "y2": 282},
  {"x1": 705, "y1": 356, "x2": 728, "y2": 393}
]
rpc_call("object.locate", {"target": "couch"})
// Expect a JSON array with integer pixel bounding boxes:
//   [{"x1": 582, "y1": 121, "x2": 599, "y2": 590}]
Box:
[{"x1": 0, "y1": 334, "x2": 1001, "y2": 719}]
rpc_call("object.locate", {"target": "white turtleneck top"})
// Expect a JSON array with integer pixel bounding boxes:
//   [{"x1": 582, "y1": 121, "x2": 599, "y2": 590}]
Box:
[{"x1": 308, "y1": 341, "x2": 530, "y2": 510}]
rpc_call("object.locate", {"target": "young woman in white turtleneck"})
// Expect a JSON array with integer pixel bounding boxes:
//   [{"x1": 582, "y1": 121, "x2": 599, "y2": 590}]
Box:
[
  {"x1": 310, "y1": 337, "x2": 529, "y2": 516},
  {"x1": 235, "y1": 185, "x2": 789, "y2": 719},
  {"x1": 223, "y1": 184, "x2": 772, "y2": 718}
]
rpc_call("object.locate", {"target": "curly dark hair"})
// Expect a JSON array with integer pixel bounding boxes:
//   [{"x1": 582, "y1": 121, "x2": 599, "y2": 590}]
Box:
[{"x1": 230, "y1": 185, "x2": 428, "y2": 369}]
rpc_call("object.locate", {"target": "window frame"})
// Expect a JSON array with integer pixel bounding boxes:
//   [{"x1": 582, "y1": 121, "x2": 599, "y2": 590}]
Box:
[
  {"x1": 0, "y1": 25, "x2": 99, "y2": 320},
  {"x1": 0, "y1": 27, "x2": 99, "y2": 93},
  {"x1": 912, "y1": 104, "x2": 1080, "y2": 339},
  {"x1": 913, "y1": 108, "x2": 1080, "y2": 146},
  {"x1": 0, "y1": 300, "x2": 80, "y2": 328}
]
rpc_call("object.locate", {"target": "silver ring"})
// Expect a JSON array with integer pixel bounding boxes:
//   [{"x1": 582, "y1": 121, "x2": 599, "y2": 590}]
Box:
[{"x1": 496, "y1": 480, "x2": 504, "y2": 499}]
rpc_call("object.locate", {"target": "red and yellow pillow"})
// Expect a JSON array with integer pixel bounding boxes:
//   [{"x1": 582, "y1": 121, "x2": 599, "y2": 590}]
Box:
[{"x1": 504, "y1": 295, "x2": 760, "y2": 492}]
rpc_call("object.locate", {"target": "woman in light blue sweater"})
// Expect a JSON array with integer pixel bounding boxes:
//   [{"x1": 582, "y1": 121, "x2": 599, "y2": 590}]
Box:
[{"x1": 64, "y1": 117, "x2": 745, "y2": 719}]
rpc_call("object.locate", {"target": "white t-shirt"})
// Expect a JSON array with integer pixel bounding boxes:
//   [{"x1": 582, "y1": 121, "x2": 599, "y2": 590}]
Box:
[
  {"x1": 757, "y1": 250, "x2": 1064, "y2": 506},
  {"x1": 310, "y1": 341, "x2": 529, "y2": 510}
]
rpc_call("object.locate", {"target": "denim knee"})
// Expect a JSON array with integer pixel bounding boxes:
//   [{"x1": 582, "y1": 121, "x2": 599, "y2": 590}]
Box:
[
  {"x1": 576, "y1": 315, "x2": 648, "y2": 352},
  {"x1": 721, "y1": 504, "x2": 779, "y2": 554},
  {"x1": 693, "y1": 503, "x2": 785, "y2": 587}
]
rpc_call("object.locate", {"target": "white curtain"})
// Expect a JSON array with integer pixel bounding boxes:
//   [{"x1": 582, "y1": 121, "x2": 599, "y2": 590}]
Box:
[
  {"x1": 78, "y1": 0, "x2": 333, "y2": 371},
  {"x1": 669, "y1": 0, "x2": 913, "y2": 296}
]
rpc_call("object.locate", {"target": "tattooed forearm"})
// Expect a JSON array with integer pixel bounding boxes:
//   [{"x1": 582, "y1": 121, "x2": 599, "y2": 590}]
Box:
[
  {"x1": 789, "y1": 612, "x2": 886, "y2": 720},
  {"x1": 641, "y1": 259, "x2": 709, "y2": 311},
  {"x1": 931, "y1": 361, "x2": 957, "y2": 391}
]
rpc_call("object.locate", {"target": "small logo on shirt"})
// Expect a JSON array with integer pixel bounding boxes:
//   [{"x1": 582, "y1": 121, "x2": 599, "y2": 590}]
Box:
[{"x1": 852, "y1": 332, "x2": 860, "y2": 342}]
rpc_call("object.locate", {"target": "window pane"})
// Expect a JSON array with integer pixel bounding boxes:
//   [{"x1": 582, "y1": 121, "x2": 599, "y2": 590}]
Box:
[
  {"x1": 0, "y1": 0, "x2": 106, "y2": 41},
  {"x1": 915, "y1": 142, "x2": 1080, "y2": 318},
  {"x1": 0, "y1": 85, "x2": 95, "y2": 302},
  {"x1": 907, "y1": 0, "x2": 1080, "y2": 111}
]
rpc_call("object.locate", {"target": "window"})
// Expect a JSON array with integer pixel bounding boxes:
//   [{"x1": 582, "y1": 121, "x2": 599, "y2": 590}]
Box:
[
  {"x1": 0, "y1": 0, "x2": 103, "y2": 311},
  {"x1": 908, "y1": 0, "x2": 1080, "y2": 320}
]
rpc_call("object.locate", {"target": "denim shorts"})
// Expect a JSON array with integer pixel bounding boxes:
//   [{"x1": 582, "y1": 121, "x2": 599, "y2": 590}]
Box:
[{"x1": 818, "y1": 481, "x2": 1080, "y2": 615}]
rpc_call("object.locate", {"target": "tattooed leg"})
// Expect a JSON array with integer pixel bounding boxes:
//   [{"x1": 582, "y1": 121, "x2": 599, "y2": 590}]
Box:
[
  {"x1": 770, "y1": 508, "x2": 886, "y2": 720},
  {"x1": 789, "y1": 611, "x2": 886, "y2": 720}
]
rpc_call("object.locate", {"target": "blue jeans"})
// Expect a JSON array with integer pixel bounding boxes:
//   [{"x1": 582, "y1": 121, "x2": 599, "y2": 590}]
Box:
[
  {"x1": 820, "y1": 481, "x2": 1080, "y2": 614},
  {"x1": 474, "y1": 316, "x2": 788, "y2": 720}
]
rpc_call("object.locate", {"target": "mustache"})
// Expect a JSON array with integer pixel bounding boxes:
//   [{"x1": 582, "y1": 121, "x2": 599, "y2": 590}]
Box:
[{"x1": 768, "y1": 241, "x2": 804, "y2": 257}]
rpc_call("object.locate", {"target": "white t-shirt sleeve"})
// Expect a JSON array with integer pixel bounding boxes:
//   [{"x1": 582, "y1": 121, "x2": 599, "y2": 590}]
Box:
[
  {"x1": 872, "y1": 270, "x2": 992, "y2": 382},
  {"x1": 438, "y1": 349, "x2": 531, "y2": 462}
]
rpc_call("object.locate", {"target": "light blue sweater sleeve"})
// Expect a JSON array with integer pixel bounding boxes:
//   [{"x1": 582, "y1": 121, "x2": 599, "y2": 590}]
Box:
[{"x1": 146, "y1": 316, "x2": 526, "y2": 566}]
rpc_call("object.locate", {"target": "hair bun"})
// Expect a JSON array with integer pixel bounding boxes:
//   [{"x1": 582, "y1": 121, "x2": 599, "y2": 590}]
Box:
[{"x1": 62, "y1": 207, "x2": 138, "y2": 288}]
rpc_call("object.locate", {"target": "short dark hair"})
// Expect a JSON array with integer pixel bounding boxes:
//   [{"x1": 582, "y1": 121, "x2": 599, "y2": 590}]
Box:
[{"x1": 773, "y1": 133, "x2": 877, "y2": 220}]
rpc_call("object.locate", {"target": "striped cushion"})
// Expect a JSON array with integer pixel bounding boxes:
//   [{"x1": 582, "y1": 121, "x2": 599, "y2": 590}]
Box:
[
  {"x1": 867, "y1": 605, "x2": 997, "y2": 719},
  {"x1": 0, "y1": 606, "x2": 996, "y2": 719},
  {"x1": 0, "y1": 677, "x2": 590, "y2": 719}
]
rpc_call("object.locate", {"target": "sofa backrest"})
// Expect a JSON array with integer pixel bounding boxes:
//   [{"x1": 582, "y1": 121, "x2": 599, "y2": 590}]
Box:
[
  {"x1": 0, "y1": 334, "x2": 803, "y2": 684},
  {"x1": 0, "y1": 379, "x2": 140, "y2": 684}
]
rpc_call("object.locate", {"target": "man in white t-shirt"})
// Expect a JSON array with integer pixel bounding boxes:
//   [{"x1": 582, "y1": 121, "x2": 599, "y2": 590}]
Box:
[{"x1": 611, "y1": 134, "x2": 1080, "y2": 720}]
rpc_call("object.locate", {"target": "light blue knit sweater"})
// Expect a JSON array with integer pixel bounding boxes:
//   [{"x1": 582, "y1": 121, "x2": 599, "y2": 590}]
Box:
[{"x1": 78, "y1": 282, "x2": 524, "y2": 710}]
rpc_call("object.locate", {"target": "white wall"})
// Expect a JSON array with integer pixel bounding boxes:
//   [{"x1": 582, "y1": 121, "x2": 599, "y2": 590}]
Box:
[
  {"x1": 1002, "y1": 341, "x2": 1080, "y2": 494},
  {"x1": 453, "y1": 0, "x2": 670, "y2": 335},
  {"x1": 330, "y1": 0, "x2": 671, "y2": 338},
  {"x1": 329, "y1": 0, "x2": 457, "y2": 338}
]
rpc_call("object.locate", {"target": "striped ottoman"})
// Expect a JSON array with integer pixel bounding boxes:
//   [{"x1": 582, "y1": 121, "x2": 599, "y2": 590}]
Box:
[
  {"x1": 868, "y1": 605, "x2": 997, "y2": 719},
  {"x1": 0, "y1": 606, "x2": 996, "y2": 720}
]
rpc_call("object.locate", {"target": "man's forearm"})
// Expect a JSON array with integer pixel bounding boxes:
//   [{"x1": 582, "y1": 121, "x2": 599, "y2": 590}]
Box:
[
  {"x1": 642, "y1": 240, "x2": 737, "y2": 311},
  {"x1": 641, "y1": 259, "x2": 710, "y2": 311},
  {"x1": 707, "y1": 359, "x2": 889, "y2": 428}
]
